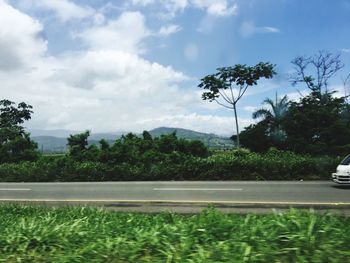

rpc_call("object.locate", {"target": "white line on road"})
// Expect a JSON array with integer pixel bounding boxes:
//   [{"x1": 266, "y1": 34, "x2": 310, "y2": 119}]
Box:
[
  {"x1": 0, "y1": 188, "x2": 31, "y2": 191},
  {"x1": 153, "y1": 188, "x2": 243, "y2": 191}
]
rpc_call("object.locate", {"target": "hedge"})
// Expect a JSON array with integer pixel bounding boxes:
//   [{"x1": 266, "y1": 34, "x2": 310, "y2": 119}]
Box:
[{"x1": 0, "y1": 149, "x2": 341, "y2": 182}]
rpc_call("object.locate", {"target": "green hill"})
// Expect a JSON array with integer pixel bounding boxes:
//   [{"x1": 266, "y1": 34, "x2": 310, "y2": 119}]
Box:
[{"x1": 149, "y1": 127, "x2": 234, "y2": 149}]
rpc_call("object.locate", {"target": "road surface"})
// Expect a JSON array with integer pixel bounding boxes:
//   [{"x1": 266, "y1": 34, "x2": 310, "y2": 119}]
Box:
[{"x1": 0, "y1": 181, "x2": 349, "y2": 213}]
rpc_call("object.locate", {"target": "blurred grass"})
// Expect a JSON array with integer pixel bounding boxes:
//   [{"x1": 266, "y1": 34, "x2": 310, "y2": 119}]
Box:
[{"x1": 0, "y1": 205, "x2": 349, "y2": 262}]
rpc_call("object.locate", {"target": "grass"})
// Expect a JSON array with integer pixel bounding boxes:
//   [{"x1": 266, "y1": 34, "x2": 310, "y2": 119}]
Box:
[{"x1": 0, "y1": 205, "x2": 349, "y2": 262}]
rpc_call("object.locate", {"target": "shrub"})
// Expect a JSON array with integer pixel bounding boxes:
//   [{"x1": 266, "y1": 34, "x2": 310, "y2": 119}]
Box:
[{"x1": 0, "y1": 149, "x2": 340, "y2": 182}]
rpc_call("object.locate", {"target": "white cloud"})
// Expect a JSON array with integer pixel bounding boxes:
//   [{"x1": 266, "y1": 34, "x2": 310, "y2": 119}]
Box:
[
  {"x1": 184, "y1": 43, "x2": 199, "y2": 62},
  {"x1": 0, "y1": 0, "x2": 47, "y2": 71},
  {"x1": 240, "y1": 21, "x2": 280, "y2": 37},
  {"x1": 1, "y1": 47, "x2": 199, "y2": 133},
  {"x1": 192, "y1": 0, "x2": 238, "y2": 16},
  {"x1": 157, "y1": 0, "x2": 189, "y2": 19},
  {"x1": 285, "y1": 90, "x2": 308, "y2": 102},
  {"x1": 93, "y1": 13, "x2": 105, "y2": 25},
  {"x1": 130, "y1": 0, "x2": 156, "y2": 6},
  {"x1": 243, "y1": 106, "x2": 258, "y2": 113},
  {"x1": 20, "y1": 0, "x2": 94, "y2": 22},
  {"x1": 129, "y1": 0, "x2": 237, "y2": 18},
  {"x1": 76, "y1": 11, "x2": 151, "y2": 54},
  {"x1": 159, "y1": 24, "x2": 182, "y2": 36},
  {"x1": 261, "y1": 26, "x2": 280, "y2": 33},
  {"x1": 341, "y1": 48, "x2": 350, "y2": 54}
]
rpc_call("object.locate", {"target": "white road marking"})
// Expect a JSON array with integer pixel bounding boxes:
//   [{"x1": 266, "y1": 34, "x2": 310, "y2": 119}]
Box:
[
  {"x1": 0, "y1": 188, "x2": 31, "y2": 191},
  {"x1": 153, "y1": 188, "x2": 243, "y2": 191}
]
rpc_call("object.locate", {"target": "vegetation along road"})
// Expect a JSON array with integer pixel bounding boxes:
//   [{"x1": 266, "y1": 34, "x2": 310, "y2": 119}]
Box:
[{"x1": 1, "y1": 181, "x2": 349, "y2": 213}]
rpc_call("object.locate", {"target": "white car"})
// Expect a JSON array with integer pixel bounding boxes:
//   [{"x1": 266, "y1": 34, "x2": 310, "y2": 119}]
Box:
[{"x1": 332, "y1": 155, "x2": 350, "y2": 184}]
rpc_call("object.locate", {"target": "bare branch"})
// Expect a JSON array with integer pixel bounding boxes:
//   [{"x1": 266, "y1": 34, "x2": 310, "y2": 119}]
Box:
[
  {"x1": 229, "y1": 83, "x2": 235, "y2": 103},
  {"x1": 291, "y1": 51, "x2": 344, "y2": 94},
  {"x1": 214, "y1": 98, "x2": 233, "y2": 109},
  {"x1": 237, "y1": 84, "x2": 249, "y2": 101},
  {"x1": 218, "y1": 89, "x2": 233, "y2": 104},
  {"x1": 342, "y1": 72, "x2": 350, "y2": 103}
]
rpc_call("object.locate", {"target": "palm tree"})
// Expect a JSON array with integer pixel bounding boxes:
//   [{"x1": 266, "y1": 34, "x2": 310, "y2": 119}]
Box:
[
  {"x1": 253, "y1": 93, "x2": 289, "y2": 121},
  {"x1": 252, "y1": 93, "x2": 289, "y2": 143}
]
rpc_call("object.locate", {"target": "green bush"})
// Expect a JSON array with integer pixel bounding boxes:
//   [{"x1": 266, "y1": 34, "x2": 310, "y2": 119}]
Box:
[{"x1": 0, "y1": 149, "x2": 341, "y2": 182}]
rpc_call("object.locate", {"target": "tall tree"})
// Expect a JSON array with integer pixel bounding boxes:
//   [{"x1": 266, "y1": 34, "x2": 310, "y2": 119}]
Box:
[
  {"x1": 198, "y1": 63, "x2": 275, "y2": 148},
  {"x1": 0, "y1": 99, "x2": 38, "y2": 163},
  {"x1": 290, "y1": 50, "x2": 344, "y2": 94}
]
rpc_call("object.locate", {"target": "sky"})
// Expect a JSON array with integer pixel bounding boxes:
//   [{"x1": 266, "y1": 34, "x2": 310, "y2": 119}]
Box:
[{"x1": 1, "y1": 0, "x2": 350, "y2": 136}]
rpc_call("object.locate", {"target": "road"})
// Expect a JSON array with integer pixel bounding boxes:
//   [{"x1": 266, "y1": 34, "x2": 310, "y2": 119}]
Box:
[{"x1": 0, "y1": 181, "x2": 349, "y2": 213}]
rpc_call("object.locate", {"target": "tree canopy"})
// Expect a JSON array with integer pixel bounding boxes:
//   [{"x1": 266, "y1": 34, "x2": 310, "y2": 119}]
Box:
[
  {"x1": 198, "y1": 63, "x2": 275, "y2": 148},
  {"x1": 0, "y1": 100, "x2": 38, "y2": 163}
]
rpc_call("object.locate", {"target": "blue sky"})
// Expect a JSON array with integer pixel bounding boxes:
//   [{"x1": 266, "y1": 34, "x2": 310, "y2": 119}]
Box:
[{"x1": 1, "y1": 0, "x2": 350, "y2": 135}]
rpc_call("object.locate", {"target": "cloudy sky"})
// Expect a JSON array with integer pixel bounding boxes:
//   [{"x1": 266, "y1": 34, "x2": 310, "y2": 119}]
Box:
[{"x1": 1, "y1": 0, "x2": 350, "y2": 135}]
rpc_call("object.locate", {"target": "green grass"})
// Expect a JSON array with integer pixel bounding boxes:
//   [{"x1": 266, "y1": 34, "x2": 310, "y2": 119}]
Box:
[{"x1": 0, "y1": 205, "x2": 349, "y2": 262}]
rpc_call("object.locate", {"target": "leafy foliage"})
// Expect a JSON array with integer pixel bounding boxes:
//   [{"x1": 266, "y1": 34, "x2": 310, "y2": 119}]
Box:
[
  {"x1": 67, "y1": 131, "x2": 209, "y2": 163},
  {"x1": 199, "y1": 63, "x2": 275, "y2": 147},
  {"x1": 0, "y1": 149, "x2": 339, "y2": 182},
  {"x1": 0, "y1": 205, "x2": 349, "y2": 262},
  {"x1": 240, "y1": 92, "x2": 350, "y2": 155},
  {"x1": 0, "y1": 100, "x2": 38, "y2": 163},
  {"x1": 283, "y1": 92, "x2": 350, "y2": 155}
]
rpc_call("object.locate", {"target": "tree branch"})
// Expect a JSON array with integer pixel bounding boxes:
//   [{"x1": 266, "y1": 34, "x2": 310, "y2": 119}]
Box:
[
  {"x1": 218, "y1": 89, "x2": 233, "y2": 104},
  {"x1": 214, "y1": 98, "x2": 233, "y2": 109}
]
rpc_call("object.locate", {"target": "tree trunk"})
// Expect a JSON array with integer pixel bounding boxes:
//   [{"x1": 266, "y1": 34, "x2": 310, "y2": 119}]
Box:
[{"x1": 233, "y1": 104, "x2": 240, "y2": 148}]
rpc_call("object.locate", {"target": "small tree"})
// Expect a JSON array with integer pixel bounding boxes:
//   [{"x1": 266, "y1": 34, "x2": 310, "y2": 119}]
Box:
[
  {"x1": 198, "y1": 63, "x2": 275, "y2": 148},
  {"x1": 0, "y1": 99, "x2": 38, "y2": 163},
  {"x1": 67, "y1": 130, "x2": 90, "y2": 158}
]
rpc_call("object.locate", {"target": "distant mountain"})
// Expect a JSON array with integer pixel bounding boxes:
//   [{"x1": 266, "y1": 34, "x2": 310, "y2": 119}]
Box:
[
  {"x1": 33, "y1": 136, "x2": 68, "y2": 153},
  {"x1": 28, "y1": 129, "x2": 124, "y2": 140},
  {"x1": 89, "y1": 133, "x2": 124, "y2": 141},
  {"x1": 148, "y1": 127, "x2": 234, "y2": 149},
  {"x1": 31, "y1": 127, "x2": 234, "y2": 153},
  {"x1": 29, "y1": 129, "x2": 80, "y2": 138}
]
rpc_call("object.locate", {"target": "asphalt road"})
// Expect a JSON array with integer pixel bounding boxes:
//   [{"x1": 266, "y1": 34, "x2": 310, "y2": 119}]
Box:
[{"x1": 0, "y1": 181, "x2": 349, "y2": 212}]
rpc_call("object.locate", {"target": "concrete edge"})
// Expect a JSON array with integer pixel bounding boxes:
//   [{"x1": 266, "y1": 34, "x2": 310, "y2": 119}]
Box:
[{"x1": 1, "y1": 199, "x2": 350, "y2": 209}]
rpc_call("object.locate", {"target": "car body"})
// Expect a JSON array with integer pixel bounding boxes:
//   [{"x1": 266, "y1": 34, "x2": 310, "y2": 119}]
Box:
[{"x1": 332, "y1": 155, "x2": 350, "y2": 184}]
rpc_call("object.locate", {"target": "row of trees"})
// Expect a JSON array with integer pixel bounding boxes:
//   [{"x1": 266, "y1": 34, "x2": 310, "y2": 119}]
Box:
[
  {"x1": 67, "y1": 130, "x2": 208, "y2": 163},
  {"x1": 240, "y1": 91, "x2": 350, "y2": 155},
  {"x1": 199, "y1": 51, "x2": 350, "y2": 156}
]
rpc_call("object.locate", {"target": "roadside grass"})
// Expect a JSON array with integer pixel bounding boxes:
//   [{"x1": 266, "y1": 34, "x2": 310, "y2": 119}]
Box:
[{"x1": 0, "y1": 205, "x2": 349, "y2": 262}]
